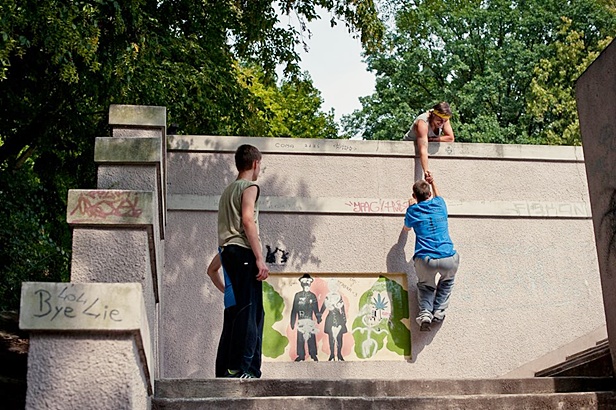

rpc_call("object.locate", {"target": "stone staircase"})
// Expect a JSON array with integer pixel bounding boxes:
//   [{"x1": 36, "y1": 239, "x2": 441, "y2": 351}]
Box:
[
  {"x1": 152, "y1": 377, "x2": 616, "y2": 409},
  {"x1": 536, "y1": 339, "x2": 614, "y2": 378}
]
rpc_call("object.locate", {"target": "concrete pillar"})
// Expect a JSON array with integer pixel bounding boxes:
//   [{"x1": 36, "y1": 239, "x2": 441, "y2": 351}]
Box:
[
  {"x1": 20, "y1": 105, "x2": 167, "y2": 408},
  {"x1": 20, "y1": 282, "x2": 151, "y2": 410},
  {"x1": 576, "y1": 38, "x2": 616, "y2": 374}
]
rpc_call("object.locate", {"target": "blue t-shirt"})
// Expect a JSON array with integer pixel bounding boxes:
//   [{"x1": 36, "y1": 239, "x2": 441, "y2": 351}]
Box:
[{"x1": 404, "y1": 196, "x2": 456, "y2": 259}]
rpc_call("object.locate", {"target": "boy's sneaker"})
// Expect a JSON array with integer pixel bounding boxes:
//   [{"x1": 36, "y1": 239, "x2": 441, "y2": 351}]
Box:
[
  {"x1": 432, "y1": 310, "x2": 446, "y2": 323},
  {"x1": 416, "y1": 313, "x2": 432, "y2": 331},
  {"x1": 224, "y1": 369, "x2": 256, "y2": 379},
  {"x1": 223, "y1": 369, "x2": 241, "y2": 378}
]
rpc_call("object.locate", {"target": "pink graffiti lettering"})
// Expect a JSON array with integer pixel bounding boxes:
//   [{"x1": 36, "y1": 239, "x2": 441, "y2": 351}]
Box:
[
  {"x1": 344, "y1": 199, "x2": 407, "y2": 214},
  {"x1": 70, "y1": 191, "x2": 143, "y2": 220}
]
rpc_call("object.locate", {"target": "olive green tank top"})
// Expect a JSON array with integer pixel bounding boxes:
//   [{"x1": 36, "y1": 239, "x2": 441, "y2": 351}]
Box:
[{"x1": 217, "y1": 179, "x2": 260, "y2": 249}]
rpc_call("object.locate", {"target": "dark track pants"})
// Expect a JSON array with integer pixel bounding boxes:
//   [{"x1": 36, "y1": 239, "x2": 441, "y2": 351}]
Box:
[{"x1": 215, "y1": 245, "x2": 264, "y2": 377}]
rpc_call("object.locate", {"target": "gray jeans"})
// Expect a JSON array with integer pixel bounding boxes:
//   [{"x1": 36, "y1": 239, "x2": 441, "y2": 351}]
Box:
[{"x1": 414, "y1": 252, "x2": 460, "y2": 317}]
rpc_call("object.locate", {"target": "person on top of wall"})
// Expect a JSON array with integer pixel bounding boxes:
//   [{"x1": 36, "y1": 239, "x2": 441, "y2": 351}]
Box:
[
  {"x1": 403, "y1": 102, "x2": 455, "y2": 178},
  {"x1": 403, "y1": 172, "x2": 460, "y2": 332},
  {"x1": 215, "y1": 144, "x2": 269, "y2": 379}
]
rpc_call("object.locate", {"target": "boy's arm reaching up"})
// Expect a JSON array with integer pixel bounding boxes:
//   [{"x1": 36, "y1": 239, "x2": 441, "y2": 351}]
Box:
[{"x1": 425, "y1": 173, "x2": 440, "y2": 197}]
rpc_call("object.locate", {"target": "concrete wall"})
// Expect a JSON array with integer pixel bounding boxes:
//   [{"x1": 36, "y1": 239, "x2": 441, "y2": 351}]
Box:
[
  {"x1": 577, "y1": 38, "x2": 616, "y2": 374},
  {"x1": 161, "y1": 135, "x2": 605, "y2": 379}
]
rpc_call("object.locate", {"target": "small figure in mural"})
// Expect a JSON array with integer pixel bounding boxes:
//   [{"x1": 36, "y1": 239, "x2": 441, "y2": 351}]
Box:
[
  {"x1": 403, "y1": 102, "x2": 455, "y2": 179},
  {"x1": 320, "y1": 279, "x2": 347, "y2": 361},
  {"x1": 215, "y1": 144, "x2": 269, "y2": 379},
  {"x1": 290, "y1": 273, "x2": 321, "y2": 361},
  {"x1": 265, "y1": 245, "x2": 290, "y2": 265},
  {"x1": 265, "y1": 245, "x2": 279, "y2": 264},
  {"x1": 403, "y1": 172, "x2": 460, "y2": 331}
]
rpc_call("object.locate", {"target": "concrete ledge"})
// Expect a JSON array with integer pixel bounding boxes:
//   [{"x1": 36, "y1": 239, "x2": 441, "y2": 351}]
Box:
[
  {"x1": 20, "y1": 282, "x2": 152, "y2": 394},
  {"x1": 94, "y1": 138, "x2": 167, "y2": 239},
  {"x1": 67, "y1": 190, "x2": 161, "y2": 303},
  {"x1": 154, "y1": 393, "x2": 616, "y2": 410},
  {"x1": 168, "y1": 194, "x2": 591, "y2": 218},
  {"x1": 109, "y1": 104, "x2": 166, "y2": 127},
  {"x1": 167, "y1": 135, "x2": 585, "y2": 162},
  {"x1": 95, "y1": 137, "x2": 162, "y2": 163},
  {"x1": 155, "y1": 377, "x2": 616, "y2": 398},
  {"x1": 502, "y1": 325, "x2": 608, "y2": 378}
]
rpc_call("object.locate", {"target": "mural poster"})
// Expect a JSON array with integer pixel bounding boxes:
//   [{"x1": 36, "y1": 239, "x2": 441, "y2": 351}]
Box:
[{"x1": 263, "y1": 273, "x2": 411, "y2": 362}]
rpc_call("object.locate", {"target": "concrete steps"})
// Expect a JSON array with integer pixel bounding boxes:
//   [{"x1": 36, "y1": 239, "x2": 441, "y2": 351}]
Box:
[
  {"x1": 536, "y1": 339, "x2": 614, "y2": 377},
  {"x1": 152, "y1": 377, "x2": 616, "y2": 409}
]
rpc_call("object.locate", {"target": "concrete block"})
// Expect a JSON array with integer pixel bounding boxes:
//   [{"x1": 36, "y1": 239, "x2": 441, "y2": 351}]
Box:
[{"x1": 109, "y1": 104, "x2": 166, "y2": 127}]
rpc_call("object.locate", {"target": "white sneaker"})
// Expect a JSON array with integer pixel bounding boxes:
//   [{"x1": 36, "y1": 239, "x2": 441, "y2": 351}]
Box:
[{"x1": 432, "y1": 310, "x2": 446, "y2": 322}]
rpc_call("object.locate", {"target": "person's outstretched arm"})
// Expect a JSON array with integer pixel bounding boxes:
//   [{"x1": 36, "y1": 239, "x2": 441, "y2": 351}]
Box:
[{"x1": 415, "y1": 121, "x2": 431, "y2": 175}]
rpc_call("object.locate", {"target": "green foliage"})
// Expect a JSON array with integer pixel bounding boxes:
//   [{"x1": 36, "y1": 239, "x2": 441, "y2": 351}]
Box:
[
  {"x1": 0, "y1": 0, "x2": 384, "y2": 310},
  {"x1": 527, "y1": 17, "x2": 613, "y2": 145},
  {"x1": 242, "y1": 66, "x2": 339, "y2": 138},
  {"x1": 342, "y1": 0, "x2": 616, "y2": 144},
  {"x1": 0, "y1": 161, "x2": 72, "y2": 311},
  {"x1": 262, "y1": 281, "x2": 289, "y2": 358}
]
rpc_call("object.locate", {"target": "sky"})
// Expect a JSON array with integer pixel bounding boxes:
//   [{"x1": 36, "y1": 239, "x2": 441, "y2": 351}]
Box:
[{"x1": 283, "y1": 10, "x2": 377, "y2": 123}]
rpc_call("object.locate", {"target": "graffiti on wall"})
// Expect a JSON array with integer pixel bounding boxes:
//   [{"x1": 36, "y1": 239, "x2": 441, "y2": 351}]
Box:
[
  {"x1": 69, "y1": 191, "x2": 143, "y2": 221},
  {"x1": 344, "y1": 199, "x2": 408, "y2": 214},
  {"x1": 265, "y1": 245, "x2": 289, "y2": 265},
  {"x1": 262, "y1": 273, "x2": 411, "y2": 362}
]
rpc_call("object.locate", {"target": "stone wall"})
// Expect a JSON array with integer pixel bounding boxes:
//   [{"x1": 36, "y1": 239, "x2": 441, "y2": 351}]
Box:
[{"x1": 161, "y1": 135, "x2": 604, "y2": 379}]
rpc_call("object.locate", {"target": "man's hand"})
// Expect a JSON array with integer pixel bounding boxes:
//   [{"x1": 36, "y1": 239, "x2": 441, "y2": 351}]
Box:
[
  {"x1": 256, "y1": 258, "x2": 269, "y2": 281},
  {"x1": 425, "y1": 172, "x2": 434, "y2": 184}
]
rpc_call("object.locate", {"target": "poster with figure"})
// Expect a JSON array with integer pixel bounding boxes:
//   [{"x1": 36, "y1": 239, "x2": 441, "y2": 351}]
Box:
[{"x1": 262, "y1": 273, "x2": 411, "y2": 362}]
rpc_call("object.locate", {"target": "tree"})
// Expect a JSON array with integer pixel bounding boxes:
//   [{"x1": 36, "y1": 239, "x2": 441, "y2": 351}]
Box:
[
  {"x1": 527, "y1": 17, "x2": 613, "y2": 145},
  {"x1": 0, "y1": 0, "x2": 385, "y2": 310},
  {"x1": 243, "y1": 66, "x2": 339, "y2": 138},
  {"x1": 342, "y1": 0, "x2": 616, "y2": 144}
]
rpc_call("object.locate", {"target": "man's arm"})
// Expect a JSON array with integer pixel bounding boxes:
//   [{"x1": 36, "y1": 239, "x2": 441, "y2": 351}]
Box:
[
  {"x1": 206, "y1": 254, "x2": 225, "y2": 293},
  {"x1": 414, "y1": 121, "x2": 431, "y2": 175},
  {"x1": 241, "y1": 185, "x2": 269, "y2": 281},
  {"x1": 429, "y1": 121, "x2": 455, "y2": 143}
]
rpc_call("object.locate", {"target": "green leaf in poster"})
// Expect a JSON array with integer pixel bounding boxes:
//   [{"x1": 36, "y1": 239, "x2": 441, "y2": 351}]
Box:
[
  {"x1": 262, "y1": 281, "x2": 288, "y2": 358},
  {"x1": 351, "y1": 276, "x2": 410, "y2": 359}
]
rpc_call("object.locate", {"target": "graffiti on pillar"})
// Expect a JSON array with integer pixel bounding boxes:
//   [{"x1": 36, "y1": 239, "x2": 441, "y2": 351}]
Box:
[
  {"x1": 69, "y1": 191, "x2": 143, "y2": 221},
  {"x1": 30, "y1": 285, "x2": 124, "y2": 324},
  {"x1": 265, "y1": 245, "x2": 289, "y2": 265},
  {"x1": 262, "y1": 273, "x2": 411, "y2": 361}
]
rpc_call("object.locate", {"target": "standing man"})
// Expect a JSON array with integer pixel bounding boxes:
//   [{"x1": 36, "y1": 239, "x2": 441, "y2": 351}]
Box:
[
  {"x1": 403, "y1": 172, "x2": 460, "y2": 331},
  {"x1": 404, "y1": 102, "x2": 455, "y2": 179},
  {"x1": 290, "y1": 274, "x2": 321, "y2": 362},
  {"x1": 216, "y1": 144, "x2": 269, "y2": 378}
]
